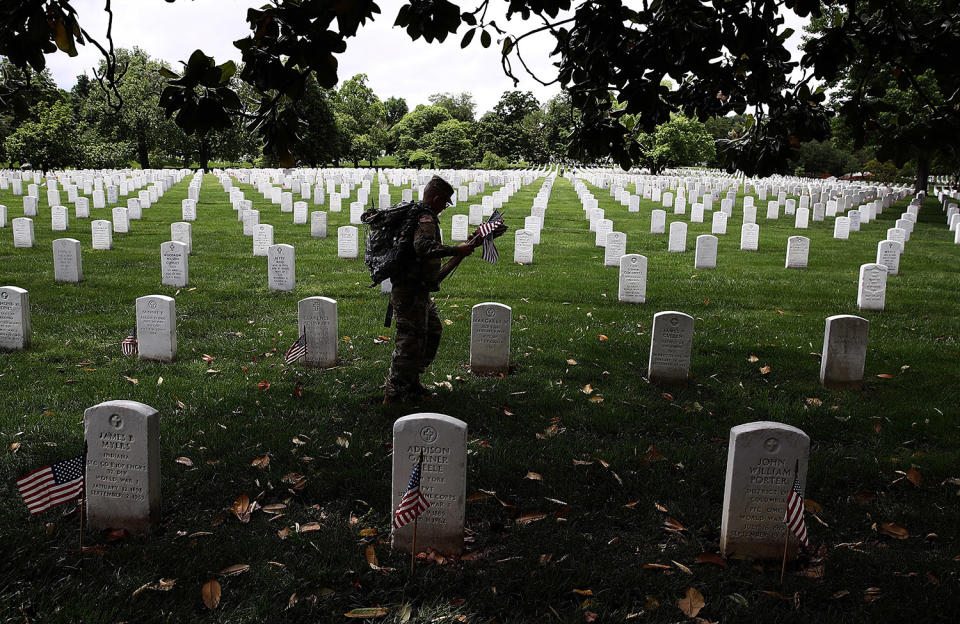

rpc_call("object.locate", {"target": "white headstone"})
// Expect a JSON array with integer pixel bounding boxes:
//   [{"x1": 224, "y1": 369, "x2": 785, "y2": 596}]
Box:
[
  {"x1": 268, "y1": 244, "x2": 296, "y2": 291},
  {"x1": 160, "y1": 241, "x2": 189, "y2": 288},
  {"x1": 310, "y1": 211, "x2": 327, "y2": 238},
  {"x1": 820, "y1": 314, "x2": 869, "y2": 389},
  {"x1": 667, "y1": 221, "x2": 687, "y2": 252},
  {"x1": 53, "y1": 238, "x2": 82, "y2": 283},
  {"x1": 594, "y1": 218, "x2": 612, "y2": 247},
  {"x1": 794, "y1": 207, "x2": 809, "y2": 229},
  {"x1": 740, "y1": 223, "x2": 759, "y2": 251},
  {"x1": 742, "y1": 205, "x2": 756, "y2": 224},
  {"x1": 857, "y1": 263, "x2": 887, "y2": 311},
  {"x1": 391, "y1": 413, "x2": 467, "y2": 555},
  {"x1": 604, "y1": 232, "x2": 626, "y2": 266},
  {"x1": 242, "y1": 209, "x2": 260, "y2": 236},
  {"x1": 711, "y1": 211, "x2": 728, "y2": 235},
  {"x1": 13, "y1": 217, "x2": 34, "y2": 248},
  {"x1": 112, "y1": 207, "x2": 129, "y2": 233},
  {"x1": 694, "y1": 234, "x2": 718, "y2": 269},
  {"x1": 877, "y1": 240, "x2": 902, "y2": 276},
  {"x1": 170, "y1": 222, "x2": 192, "y2": 254},
  {"x1": 470, "y1": 302, "x2": 511, "y2": 375},
  {"x1": 135, "y1": 295, "x2": 176, "y2": 362},
  {"x1": 84, "y1": 400, "x2": 160, "y2": 532},
  {"x1": 75, "y1": 196, "x2": 90, "y2": 219},
  {"x1": 514, "y1": 229, "x2": 534, "y2": 264},
  {"x1": 181, "y1": 199, "x2": 197, "y2": 221},
  {"x1": 329, "y1": 192, "x2": 342, "y2": 212},
  {"x1": 833, "y1": 217, "x2": 849, "y2": 240},
  {"x1": 297, "y1": 296, "x2": 338, "y2": 367},
  {"x1": 785, "y1": 236, "x2": 810, "y2": 269},
  {"x1": 337, "y1": 226, "x2": 358, "y2": 259},
  {"x1": 765, "y1": 201, "x2": 779, "y2": 220},
  {"x1": 253, "y1": 224, "x2": 274, "y2": 256},
  {"x1": 648, "y1": 311, "x2": 694, "y2": 385},
  {"x1": 451, "y1": 214, "x2": 469, "y2": 241},
  {"x1": 293, "y1": 201, "x2": 308, "y2": 225},
  {"x1": 618, "y1": 254, "x2": 647, "y2": 303},
  {"x1": 0, "y1": 286, "x2": 30, "y2": 350},
  {"x1": 91, "y1": 220, "x2": 113, "y2": 250},
  {"x1": 720, "y1": 422, "x2": 809, "y2": 560},
  {"x1": 650, "y1": 209, "x2": 666, "y2": 234}
]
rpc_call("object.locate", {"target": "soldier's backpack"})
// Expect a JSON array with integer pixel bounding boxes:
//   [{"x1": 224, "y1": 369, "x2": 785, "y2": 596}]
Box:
[{"x1": 360, "y1": 201, "x2": 431, "y2": 287}]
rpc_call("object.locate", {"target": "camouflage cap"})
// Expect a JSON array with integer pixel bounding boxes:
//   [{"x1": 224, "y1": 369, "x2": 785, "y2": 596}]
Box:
[{"x1": 425, "y1": 175, "x2": 455, "y2": 203}]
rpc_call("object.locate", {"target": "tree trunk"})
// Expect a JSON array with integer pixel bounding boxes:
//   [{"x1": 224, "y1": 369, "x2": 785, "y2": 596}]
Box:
[
  {"x1": 914, "y1": 152, "x2": 930, "y2": 194},
  {"x1": 199, "y1": 137, "x2": 210, "y2": 173},
  {"x1": 137, "y1": 134, "x2": 150, "y2": 169}
]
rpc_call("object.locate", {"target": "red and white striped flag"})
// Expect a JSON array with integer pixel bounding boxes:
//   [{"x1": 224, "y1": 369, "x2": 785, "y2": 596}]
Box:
[
  {"x1": 285, "y1": 332, "x2": 307, "y2": 365},
  {"x1": 393, "y1": 453, "x2": 430, "y2": 529},
  {"x1": 121, "y1": 329, "x2": 138, "y2": 356},
  {"x1": 783, "y1": 466, "x2": 809, "y2": 548},
  {"x1": 17, "y1": 455, "x2": 85, "y2": 515}
]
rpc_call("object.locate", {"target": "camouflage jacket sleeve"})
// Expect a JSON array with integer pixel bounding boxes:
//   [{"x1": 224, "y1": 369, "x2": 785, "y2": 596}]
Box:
[{"x1": 412, "y1": 213, "x2": 459, "y2": 259}]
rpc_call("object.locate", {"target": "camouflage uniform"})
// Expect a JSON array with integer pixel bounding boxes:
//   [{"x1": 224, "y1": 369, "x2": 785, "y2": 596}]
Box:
[{"x1": 385, "y1": 205, "x2": 461, "y2": 399}]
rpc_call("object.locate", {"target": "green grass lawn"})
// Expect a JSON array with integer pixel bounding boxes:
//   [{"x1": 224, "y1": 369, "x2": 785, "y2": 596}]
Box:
[{"x1": 0, "y1": 171, "x2": 958, "y2": 623}]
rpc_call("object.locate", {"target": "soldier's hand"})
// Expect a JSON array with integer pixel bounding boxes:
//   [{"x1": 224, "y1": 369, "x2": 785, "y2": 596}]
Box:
[{"x1": 455, "y1": 243, "x2": 476, "y2": 257}]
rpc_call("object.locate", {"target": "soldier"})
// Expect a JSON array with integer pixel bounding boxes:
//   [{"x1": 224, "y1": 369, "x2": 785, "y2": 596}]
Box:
[{"x1": 384, "y1": 176, "x2": 477, "y2": 403}]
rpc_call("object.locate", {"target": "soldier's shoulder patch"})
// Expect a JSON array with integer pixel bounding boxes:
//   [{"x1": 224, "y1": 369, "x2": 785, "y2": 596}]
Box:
[{"x1": 419, "y1": 215, "x2": 434, "y2": 223}]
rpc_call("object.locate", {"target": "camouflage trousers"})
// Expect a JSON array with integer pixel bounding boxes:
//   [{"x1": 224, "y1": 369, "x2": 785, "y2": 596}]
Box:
[{"x1": 385, "y1": 287, "x2": 442, "y2": 398}]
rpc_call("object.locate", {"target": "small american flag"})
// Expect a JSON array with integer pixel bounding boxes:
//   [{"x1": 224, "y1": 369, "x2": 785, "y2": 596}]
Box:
[
  {"x1": 783, "y1": 465, "x2": 809, "y2": 548},
  {"x1": 285, "y1": 331, "x2": 307, "y2": 365},
  {"x1": 477, "y1": 210, "x2": 505, "y2": 264},
  {"x1": 121, "y1": 329, "x2": 138, "y2": 356},
  {"x1": 17, "y1": 455, "x2": 85, "y2": 515},
  {"x1": 393, "y1": 453, "x2": 430, "y2": 529}
]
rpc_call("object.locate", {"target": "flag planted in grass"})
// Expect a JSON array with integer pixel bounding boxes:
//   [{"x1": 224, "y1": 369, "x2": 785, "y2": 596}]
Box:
[
  {"x1": 784, "y1": 464, "x2": 810, "y2": 548},
  {"x1": 17, "y1": 455, "x2": 84, "y2": 514},
  {"x1": 284, "y1": 331, "x2": 307, "y2": 365},
  {"x1": 393, "y1": 453, "x2": 430, "y2": 529},
  {"x1": 120, "y1": 328, "x2": 138, "y2": 356}
]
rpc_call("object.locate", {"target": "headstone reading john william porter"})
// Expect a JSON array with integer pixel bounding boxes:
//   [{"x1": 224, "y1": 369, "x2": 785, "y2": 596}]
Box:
[
  {"x1": 391, "y1": 413, "x2": 467, "y2": 556},
  {"x1": 84, "y1": 400, "x2": 160, "y2": 533},
  {"x1": 720, "y1": 421, "x2": 809, "y2": 560},
  {"x1": 470, "y1": 302, "x2": 511, "y2": 375}
]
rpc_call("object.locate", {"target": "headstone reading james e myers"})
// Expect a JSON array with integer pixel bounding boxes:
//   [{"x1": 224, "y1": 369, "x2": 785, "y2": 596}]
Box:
[{"x1": 84, "y1": 400, "x2": 160, "y2": 533}]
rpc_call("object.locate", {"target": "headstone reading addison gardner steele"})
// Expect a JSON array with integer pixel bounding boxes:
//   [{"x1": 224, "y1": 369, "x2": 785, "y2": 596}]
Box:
[{"x1": 391, "y1": 413, "x2": 466, "y2": 556}]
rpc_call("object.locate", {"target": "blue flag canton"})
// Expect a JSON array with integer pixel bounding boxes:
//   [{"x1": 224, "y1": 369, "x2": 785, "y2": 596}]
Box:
[
  {"x1": 52, "y1": 456, "x2": 84, "y2": 485},
  {"x1": 405, "y1": 461, "x2": 422, "y2": 492}
]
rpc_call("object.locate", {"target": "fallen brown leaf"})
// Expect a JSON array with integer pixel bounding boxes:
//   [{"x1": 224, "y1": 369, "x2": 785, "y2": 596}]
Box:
[
  {"x1": 664, "y1": 517, "x2": 688, "y2": 533},
  {"x1": 572, "y1": 589, "x2": 593, "y2": 596},
  {"x1": 906, "y1": 469, "x2": 923, "y2": 487},
  {"x1": 759, "y1": 365, "x2": 771, "y2": 375},
  {"x1": 175, "y1": 457, "x2": 193, "y2": 467},
  {"x1": 251, "y1": 455, "x2": 270, "y2": 468},
  {"x1": 525, "y1": 471, "x2": 543, "y2": 481},
  {"x1": 516, "y1": 511, "x2": 547, "y2": 525},
  {"x1": 877, "y1": 522, "x2": 909, "y2": 539},
  {"x1": 366, "y1": 544, "x2": 379, "y2": 569},
  {"x1": 678, "y1": 587, "x2": 705, "y2": 618},
  {"x1": 258, "y1": 381, "x2": 271, "y2": 390},
  {"x1": 695, "y1": 553, "x2": 727, "y2": 568},
  {"x1": 877, "y1": 373, "x2": 894, "y2": 379},
  {"x1": 748, "y1": 355, "x2": 759, "y2": 362},
  {"x1": 597, "y1": 334, "x2": 609, "y2": 341},
  {"x1": 231, "y1": 494, "x2": 252, "y2": 523},
  {"x1": 220, "y1": 564, "x2": 250, "y2": 576},
  {"x1": 201, "y1": 580, "x2": 221, "y2": 609},
  {"x1": 123, "y1": 375, "x2": 138, "y2": 385}
]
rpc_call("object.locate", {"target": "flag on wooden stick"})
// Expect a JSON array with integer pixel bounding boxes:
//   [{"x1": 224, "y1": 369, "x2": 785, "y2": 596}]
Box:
[
  {"x1": 393, "y1": 453, "x2": 430, "y2": 529},
  {"x1": 17, "y1": 455, "x2": 85, "y2": 515},
  {"x1": 477, "y1": 210, "x2": 506, "y2": 264},
  {"x1": 783, "y1": 465, "x2": 809, "y2": 548}
]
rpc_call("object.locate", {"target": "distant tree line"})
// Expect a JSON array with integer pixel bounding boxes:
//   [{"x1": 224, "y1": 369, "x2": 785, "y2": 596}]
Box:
[{"x1": 0, "y1": 47, "x2": 907, "y2": 180}]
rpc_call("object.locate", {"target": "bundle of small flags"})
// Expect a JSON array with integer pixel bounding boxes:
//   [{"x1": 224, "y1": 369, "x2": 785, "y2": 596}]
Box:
[
  {"x1": 285, "y1": 331, "x2": 307, "y2": 365},
  {"x1": 393, "y1": 453, "x2": 430, "y2": 529},
  {"x1": 784, "y1": 463, "x2": 810, "y2": 548},
  {"x1": 477, "y1": 210, "x2": 507, "y2": 264},
  {"x1": 17, "y1": 455, "x2": 85, "y2": 515},
  {"x1": 121, "y1": 329, "x2": 138, "y2": 356}
]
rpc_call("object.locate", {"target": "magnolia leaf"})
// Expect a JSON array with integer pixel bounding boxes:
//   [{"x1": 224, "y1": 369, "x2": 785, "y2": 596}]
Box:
[
  {"x1": 220, "y1": 563, "x2": 250, "y2": 576},
  {"x1": 905, "y1": 469, "x2": 923, "y2": 486},
  {"x1": 366, "y1": 544, "x2": 379, "y2": 569},
  {"x1": 759, "y1": 365, "x2": 771, "y2": 375},
  {"x1": 123, "y1": 375, "x2": 139, "y2": 385},
  {"x1": 344, "y1": 607, "x2": 389, "y2": 618},
  {"x1": 677, "y1": 587, "x2": 705, "y2": 618},
  {"x1": 515, "y1": 511, "x2": 547, "y2": 525},
  {"x1": 525, "y1": 471, "x2": 543, "y2": 481},
  {"x1": 258, "y1": 381, "x2": 271, "y2": 390},
  {"x1": 175, "y1": 457, "x2": 194, "y2": 467},
  {"x1": 748, "y1": 355, "x2": 759, "y2": 362},
  {"x1": 581, "y1": 384, "x2": 593, "y2": 394},
  {"x1": 201, "y1": 579, "x2": 221, "y2": 609},
  {"x1": 695, "y1": 552, "x2": 727, "y2": 567},
  {"x1": 672, "y1": 560, "x2": 693, "y2": 574},
  {"x1": 251, "y1": 455, "x2": 270, "y2": 468},
  {"x1": 877, "y1": 522, "x2": 909, "y2": 539}
]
